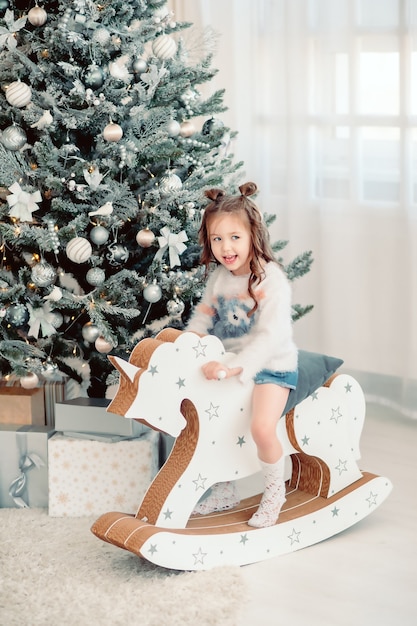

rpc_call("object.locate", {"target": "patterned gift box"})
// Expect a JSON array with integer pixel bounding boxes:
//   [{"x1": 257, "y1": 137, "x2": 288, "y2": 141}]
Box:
[
  {"x1": 48, "y1": 430, "x2": 159, "y2": 517},
  {"x1": 0, "y1": 424, "x2": 55, "y2": 508}
]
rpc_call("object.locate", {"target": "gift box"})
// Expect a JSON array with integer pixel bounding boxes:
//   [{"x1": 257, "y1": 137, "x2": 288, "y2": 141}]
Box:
[
  {"x1": 48, "y1": 430, "x2": 159, "y2": 517},
  {"x1": 54, "y1": 397, "x2": 147, "y2": 437},
  {"x1": 0, "y1": 424, "x2": 55, "y2": 508},
  {"x1": 0, "y1": 387, "x2": 45, "y2": 426},
  {"x1": 0, "y1": 378, "x2": 68, "y2": 427}
]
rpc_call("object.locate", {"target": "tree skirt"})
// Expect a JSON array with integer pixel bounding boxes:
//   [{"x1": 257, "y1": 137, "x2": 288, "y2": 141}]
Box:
[{"x1": 0, "y1": 508, "x2": 246, "y2": 626}]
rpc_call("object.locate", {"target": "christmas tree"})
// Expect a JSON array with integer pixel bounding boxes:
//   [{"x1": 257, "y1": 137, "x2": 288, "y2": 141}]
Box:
[{"x1": 0, "y1": 0, "x2": 312, "y2": 398}]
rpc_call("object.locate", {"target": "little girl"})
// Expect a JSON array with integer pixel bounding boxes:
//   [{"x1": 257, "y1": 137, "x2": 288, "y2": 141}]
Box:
[{"x1": 186, "y1": 182, "x2": 298, "y2": 528}]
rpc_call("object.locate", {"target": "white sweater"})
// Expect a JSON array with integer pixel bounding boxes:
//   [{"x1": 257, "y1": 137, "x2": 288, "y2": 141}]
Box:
[{"x1": 186, "y1": 262, "x2": 298, "y2": 384}]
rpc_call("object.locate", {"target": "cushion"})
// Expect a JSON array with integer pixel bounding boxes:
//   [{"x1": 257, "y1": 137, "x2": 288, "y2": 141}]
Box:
[{"x1": 282, "y1": 350, "x2": 344, "y2": 415}]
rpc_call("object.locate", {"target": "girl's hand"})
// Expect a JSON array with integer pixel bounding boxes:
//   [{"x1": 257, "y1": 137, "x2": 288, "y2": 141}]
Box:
[{"x1": 202, "y1": 361, "x2": 243, "y2": 380}]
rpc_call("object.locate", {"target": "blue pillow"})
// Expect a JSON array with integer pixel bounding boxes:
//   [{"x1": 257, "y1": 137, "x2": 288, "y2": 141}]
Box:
[{"x1": 283, "y1": 350, "x2": 344, "y2": 415}]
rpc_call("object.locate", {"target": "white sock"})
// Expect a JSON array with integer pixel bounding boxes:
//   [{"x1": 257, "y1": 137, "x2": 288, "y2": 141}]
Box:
[
  {"x1": 192, "y1": 481, "x2": 240, "y2": 515},
  {"x1": 248, "y1": 457, "x2": 286, "y2": 528}
]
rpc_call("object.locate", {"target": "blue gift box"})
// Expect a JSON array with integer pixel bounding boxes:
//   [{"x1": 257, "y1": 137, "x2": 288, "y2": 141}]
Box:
[{"x1": 0, "y1": 424, "x2": 55, "y2": 508}]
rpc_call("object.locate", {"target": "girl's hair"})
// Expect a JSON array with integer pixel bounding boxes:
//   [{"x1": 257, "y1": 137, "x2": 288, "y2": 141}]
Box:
[{"x1": 199, "y1": 182, "x2": 276, "y2": 316}]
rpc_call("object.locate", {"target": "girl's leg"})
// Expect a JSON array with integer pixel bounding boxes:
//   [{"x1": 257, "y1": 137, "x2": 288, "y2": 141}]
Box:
[{"x1": 248, "y1": 383, "x2": 290, "y2": 528}]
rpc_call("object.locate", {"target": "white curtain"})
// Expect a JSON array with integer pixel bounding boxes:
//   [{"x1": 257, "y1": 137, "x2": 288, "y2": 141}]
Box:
[{"x1": 170, "y1": 0, "x2": 417, "y2": 416}]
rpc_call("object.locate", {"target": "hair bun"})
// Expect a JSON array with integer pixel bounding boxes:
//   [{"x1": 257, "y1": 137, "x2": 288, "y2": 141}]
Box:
[
  {"x1": 239, "y1": 182, "x2": 258, "y2": 197},
  {"x1": 204, "y1": 188, "x2": 225, "y2": 202}
]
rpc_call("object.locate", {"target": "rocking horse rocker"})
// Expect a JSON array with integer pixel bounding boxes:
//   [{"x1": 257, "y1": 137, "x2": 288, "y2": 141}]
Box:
[{"x1": 91, "y1": 328, "x2": 392, "y2": 571}]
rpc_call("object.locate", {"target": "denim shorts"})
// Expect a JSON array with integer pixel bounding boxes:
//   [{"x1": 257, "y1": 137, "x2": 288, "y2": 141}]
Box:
[{"x1": 253, "y1": 368, "x2": 298, "y2": 389}]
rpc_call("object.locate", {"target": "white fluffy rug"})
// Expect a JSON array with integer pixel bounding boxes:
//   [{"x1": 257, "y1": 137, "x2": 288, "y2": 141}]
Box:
[{"x1": 0, "y1": 509, "x2": 247, "y2": 626}]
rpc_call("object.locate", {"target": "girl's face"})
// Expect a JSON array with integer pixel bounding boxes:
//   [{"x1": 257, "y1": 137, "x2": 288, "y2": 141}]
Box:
[{"x1": 208, "y1": 212, "x2": 252, "y2": 275}]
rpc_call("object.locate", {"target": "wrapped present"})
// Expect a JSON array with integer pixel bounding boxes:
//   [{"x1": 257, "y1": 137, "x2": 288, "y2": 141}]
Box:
[
  {"x1": 54, "y1": 397, "x2": 147, "y2": 437},
  {"x1": 0, "y1": 378, "x2": 68, "y2": 427},
  {"x1": 0, "y1": 387, "x2": 45, "y2": 426},
  {"x1": 0, "y1": 424, "x2": 55, "y2": 508},
  {"x1": 43, "y1": 380, "x2": 67, "y2": 428},
  {"x1": 48, "y1": 430, "x2": 159, "y2": 517}
]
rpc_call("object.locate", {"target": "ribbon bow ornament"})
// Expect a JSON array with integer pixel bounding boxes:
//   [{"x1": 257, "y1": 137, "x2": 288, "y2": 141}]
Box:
[
  {"x1": 7, "y1": 182, "x2": 42, "y2": 222},
  {"x1": 9, "y1": 452, "x2": 45, "y2": 508},
  {"x1": 154, "y1": 227, "x2": 188, "y2": 268},
  {"x1": 27, "y1": 301, "x2": 57, "y2": 338}
]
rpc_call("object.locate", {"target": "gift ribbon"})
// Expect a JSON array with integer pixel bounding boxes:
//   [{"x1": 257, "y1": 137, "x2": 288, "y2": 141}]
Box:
[
  {"x1": 8, "y1": 429, "x2": 45, "y2": 508},
  {"x1": 154, "y1": 226, "x2": 188, "y2": 268}
]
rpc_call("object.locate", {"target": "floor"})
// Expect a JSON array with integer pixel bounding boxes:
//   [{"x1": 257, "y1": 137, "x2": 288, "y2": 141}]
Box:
[{"x1": 237, "y1": 403, "x2": 417, "y2": 626}]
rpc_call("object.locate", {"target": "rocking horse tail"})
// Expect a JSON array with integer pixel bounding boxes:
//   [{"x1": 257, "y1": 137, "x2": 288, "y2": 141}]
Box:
[{"x1": 285, "y1": 408, "x2": 331, "y2": 497}]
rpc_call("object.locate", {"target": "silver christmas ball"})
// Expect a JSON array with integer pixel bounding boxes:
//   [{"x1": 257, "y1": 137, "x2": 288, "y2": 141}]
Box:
[
  {"x1": 90, "y1": 225, "x2": 110, "y2": 245},
  {"x1": 92, "y1": 27, "x2": 111, "y2": 46},
  {"x1": 132, "y1": 58, "x2": 148, "y2": 74},
  {"x1": 83, "y1": 64, "x2": 105, "y2": 89},
  {"x1": 31, "y1": 261, "x2": 56, "y2": 287},
  {"x1": 202, "y1": 117, "x2": 225, "y2": 135},
  {"x1": 1, "y1": 124, "x2": 27, "y2": 151},
  {"x1": 66, "y1": 237, "x2": 92, "y2": 263},
  {"x1": 106, "y1": 242, "x2": 129, "y2": 266},
  {"x1": 167, "y1": 298, "x2": 185, "y2": 316},
  {"x1": 159, "y1": 173, "x2": 182, "y2": 196},
  {"x1": 86, "y1": 267, "x2": 106, "y2": 286},
  {"x1": 42, "y1": 358, "x2": 58, "y2": 379},
  {"x1": 143, "y1": 283, "x2": 162, "y2": 303},
  {"x1": 49, "y1": 311, "x2": 63, "y2": 328},
  {"x1": 5, "y1": 303, "x2": 29, "y2": 327},
  {"x1": 82, "y1": 321, "x2": 100, "y2": 343},
  {"x1": 166, "y1": 119, "x2": 181, "y2": 137},
  {"x1": 136, "y1": 228, "x2": 155, "y2": 248}
]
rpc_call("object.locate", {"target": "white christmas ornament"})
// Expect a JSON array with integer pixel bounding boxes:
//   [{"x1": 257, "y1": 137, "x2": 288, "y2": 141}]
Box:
[
  {"x1": 44, "y1": 286, "x2": 63, "y2": 302},
  {"x1": 143, "y1": 283, "x2": 162, "y2": 303},
  {"x1": 27, "y1": 302, "x2": 58, "y2": 338},
  {"x1": 154, "y1": 226, "x2": 188, "y2": 268},
  {"x1": 30, "y1": 109, "x2": 53, "y2": 130},
  {"x1": 88, "y1": 201, "x2": 113, "y2": 217},
  {"x1": 5, "y1": 80, "x2": 32, "y2": 107},
  {"x1": 20, "y1": 373, "x2": 39, "y2": 389},
  {"x1": 0, "y1": 10, "x2": 27, "y2": 51},
  {"x1": 109, "y1": 55, "x2": 131, "y2": 82},
  {"x1": 136, "y1": 228, "x2": 155, "y2": 248},
  {"x1": 66, "y1": 237, "x2": 92, "y2": 263},
  {"x1": 6, "y1": 182, "x2": 41, "y2": 221},
  {"x1": 95, "y1": 336, "x2": 114, "y2": 353},
  {"x1": 103, "y1": 122, "x2": 123, "y2": 142},
  {"x1": 152, "y1": 34, "x2": 177, "y2": 60},
  {"x1": 28, "y1": 5, "x2": 48, "y2": 26}
]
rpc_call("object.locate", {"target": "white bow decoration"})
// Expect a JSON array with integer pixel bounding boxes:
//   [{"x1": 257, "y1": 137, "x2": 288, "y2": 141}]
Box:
[
  {"x1": 154, "y1": 227, "x2": 188, "y2": 268},
  {"x1": 27, "y1": 302, "x2": 57, "y2": 339},
  {"x1": 7, "y1": 182, "x2": 41, "y2": 222}
]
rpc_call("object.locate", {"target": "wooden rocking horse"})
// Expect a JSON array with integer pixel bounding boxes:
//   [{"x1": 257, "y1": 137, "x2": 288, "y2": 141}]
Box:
[{"x1": 91, "y1": 329, "x2": 392, "y2": 570}]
